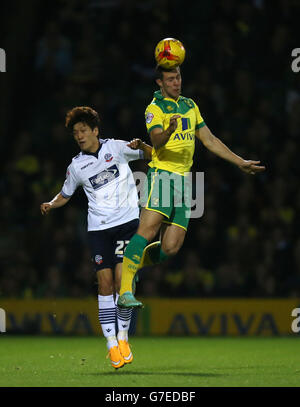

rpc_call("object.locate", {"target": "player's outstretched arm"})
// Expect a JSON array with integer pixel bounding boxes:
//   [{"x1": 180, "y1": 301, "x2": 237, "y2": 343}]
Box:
[
  {"x1": 127, "y1": 138, "x2": 153, "y2": 160},
  {"x1": 40, "y1": 192, "x2": 70, "y2": 215},
  {"x1": 196, "y1": 125, "x2": 266, "y2": 175}
]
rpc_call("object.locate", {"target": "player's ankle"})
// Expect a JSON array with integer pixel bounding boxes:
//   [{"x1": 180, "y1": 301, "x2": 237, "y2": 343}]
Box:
[
  {"x1": 117, "y1": 331, "x2": 128, "y2": 342},
  {"x1": 120, "y1": 289, "x2": 132, "y2": 296},
  {"x1": 106, "y1": 336, "x2": 118, "y2": 350}
]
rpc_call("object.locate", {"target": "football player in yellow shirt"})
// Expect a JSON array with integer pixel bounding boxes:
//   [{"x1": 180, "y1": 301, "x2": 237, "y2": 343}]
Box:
[{"x1": 118, "y1": 65, "x2": 265, "y2": 308}]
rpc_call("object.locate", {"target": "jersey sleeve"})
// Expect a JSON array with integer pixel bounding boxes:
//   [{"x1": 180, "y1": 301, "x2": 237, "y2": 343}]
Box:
[
  {"x1": 145, "y1": 104, "x2": 164, "y2": 134},
  {"x1": 194, "y1": 102, "x2": 206, "y2": 130},
  {"x1": 118, "y1": 140, "x2": 143, "y2": 162},
  {"x1": 61, "y1": 162, "x2": 80, "y2": 198}
]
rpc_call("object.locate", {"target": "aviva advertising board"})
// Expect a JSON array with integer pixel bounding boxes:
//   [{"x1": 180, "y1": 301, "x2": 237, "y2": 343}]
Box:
[{"x1": 0, "y1": 298, "x2": 299, "y2": 336}]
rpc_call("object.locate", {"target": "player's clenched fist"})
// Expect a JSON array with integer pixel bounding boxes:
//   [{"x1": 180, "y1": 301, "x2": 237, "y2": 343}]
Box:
[
  {"x1": 127, "y1": 138, "x2": 152, "y2": 158},
  {"x1": 168, "y1": 115, "x2": 181, "y2": 133},
  {"x1": 40, "y1": 202, "x2": 52, "y2": 215},
  {"x1": 40, "y1": 193, "x2": 70, "y2": 215},
  {"x1": 127, "y1": 138, "x2": 143, "y2": 150}
]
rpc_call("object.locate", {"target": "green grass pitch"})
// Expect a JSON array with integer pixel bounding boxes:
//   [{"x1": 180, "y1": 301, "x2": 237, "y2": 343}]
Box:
[{"x1": 0, "y1": 335, "x2": 300, "y2": 387}]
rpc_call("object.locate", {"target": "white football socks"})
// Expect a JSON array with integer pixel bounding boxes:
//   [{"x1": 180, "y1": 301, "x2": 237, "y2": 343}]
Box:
[
  {"x1": 98, "y1": 294, "x2": 118, "y2": 350},
  {"x1": 98, "y1": 294, "x2": 133, "y2": 349},
  {"x1": 115, "y1": 293, "x2": 132, "y2": 342}
]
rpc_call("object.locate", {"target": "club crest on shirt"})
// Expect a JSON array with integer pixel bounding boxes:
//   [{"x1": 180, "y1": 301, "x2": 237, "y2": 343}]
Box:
[
  {"x1": 146, "y1": 112, "x2": 154, "y2": 124},
  {"x1": 184, "y1": 99, "x2": 193, "y2": 108},
  {"x1": 95, "y1": 255, "x2": 103, "y2": 264},
  {"x1": 104, "y1": 153, "x2": 113, "y2": 162}
]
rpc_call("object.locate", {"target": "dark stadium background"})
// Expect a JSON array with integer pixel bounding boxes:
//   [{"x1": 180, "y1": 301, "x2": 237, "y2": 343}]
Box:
[{"x1": 1, "y1": 0, "x2": 300, "y2": 302}]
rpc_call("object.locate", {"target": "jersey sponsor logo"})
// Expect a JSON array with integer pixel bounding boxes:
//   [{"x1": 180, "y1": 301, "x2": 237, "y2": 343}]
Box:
[
  {"x1": 81, "y1": 162, "x2": 93, "y2": 170},
  {"x1": 146, "y1": 112, "x2": 154, "y2": 124},
  {"x1": 89, "y1": 164, "x2": 120, "y2": 190},
  {"x1": 181, "y1": 117, "x2": 191, "y2": 131},
  {"x1": 95, "y1": 254, "x2": 103, "y2": 264},
  {"x1": 173, "y1": 132, "x2": 194, "y2": 141},
  {"x1": 104, "y1": 153, "x2": 113, "y2": 162}
]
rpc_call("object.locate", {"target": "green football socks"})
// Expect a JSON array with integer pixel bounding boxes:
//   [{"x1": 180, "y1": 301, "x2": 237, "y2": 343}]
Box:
[{"x1": 119, "y1": 234, "x2": 148, "y2": 295}]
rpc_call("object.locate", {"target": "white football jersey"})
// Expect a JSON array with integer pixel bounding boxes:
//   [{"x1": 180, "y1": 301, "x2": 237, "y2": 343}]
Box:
[{"x1": 61, "y1": 139, "x2": 143, "y2": 231}]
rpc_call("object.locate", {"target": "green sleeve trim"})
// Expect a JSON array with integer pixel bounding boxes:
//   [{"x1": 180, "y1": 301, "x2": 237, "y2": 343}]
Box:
[
  {"x1": 196, "y1": 121, "x2": 206, "y2": 129},
  {"x1": 147, "y1": 124, "x2": 163, "y2": 134}
]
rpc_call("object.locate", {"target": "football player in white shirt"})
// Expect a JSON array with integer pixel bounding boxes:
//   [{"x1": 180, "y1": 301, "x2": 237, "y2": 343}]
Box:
[{"x1": 40, "y1": 106, "x2": 152, "y2": 369}]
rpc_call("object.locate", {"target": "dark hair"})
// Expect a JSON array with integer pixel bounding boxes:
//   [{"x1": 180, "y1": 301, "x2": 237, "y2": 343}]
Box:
[
  {"x1": 65, "y1": 106, "x2": 100, "y2": 133},
  {"x1": 155, "y1": 65, "x2": 180, "y2": 80}
]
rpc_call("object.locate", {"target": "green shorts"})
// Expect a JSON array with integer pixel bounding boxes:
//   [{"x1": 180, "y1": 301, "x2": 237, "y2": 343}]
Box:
[{"x1": 142, "y1": 167, "x2": 192, "y2": 231}]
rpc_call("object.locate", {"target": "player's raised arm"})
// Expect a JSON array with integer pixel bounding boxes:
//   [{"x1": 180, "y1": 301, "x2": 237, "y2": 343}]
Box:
[
  {"x1": 150, "y1": 115, "x2": 180, "y2": 149},
  {"x1": 195, "y1": 125, "x2": 266, "y2": 175},
  {"x1": 40, "y1": 192, "x2": 70, "y2": 215},
  {"x1": 127, "y1": 138, "x2": 153, "y2": 160}
]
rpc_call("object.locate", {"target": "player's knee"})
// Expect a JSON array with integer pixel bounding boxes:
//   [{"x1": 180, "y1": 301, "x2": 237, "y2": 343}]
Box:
[
  {"x1": 137, "y1": 226, "x2": 158, "y2": 242},
  {"x1": 162, "y1": 243, "x2": 180, "y2": 257}
]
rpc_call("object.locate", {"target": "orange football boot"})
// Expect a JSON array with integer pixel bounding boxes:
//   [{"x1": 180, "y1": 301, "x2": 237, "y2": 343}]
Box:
[
  {"x1": 107, "y1": 346, "x2": 125, "y2": 369},
  {"x1": 118, "y1": 340, "x2": 133, "y2": 364}
]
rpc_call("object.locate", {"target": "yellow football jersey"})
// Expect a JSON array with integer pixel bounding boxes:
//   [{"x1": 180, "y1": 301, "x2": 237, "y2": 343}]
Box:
[{"x1": 145, "y1": 90, "x2": 205, "y2": 175}]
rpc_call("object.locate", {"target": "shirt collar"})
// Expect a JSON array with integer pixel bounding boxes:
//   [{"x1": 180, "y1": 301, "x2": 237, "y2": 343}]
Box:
[
  {"x1": 82, "y1": 141, "x2": 101, "y2": 158},
  {"x1": 154, "y1": 90, "x2": 181, "y2": 103}
]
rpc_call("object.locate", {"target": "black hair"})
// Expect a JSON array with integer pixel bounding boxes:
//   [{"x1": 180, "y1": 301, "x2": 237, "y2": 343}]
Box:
[
  {"x1": 65, "y1": 106, "x2": 100, "y2": 134},
  {"x1": 155, "y1": 65, "x2": 180, "y2": 80}
]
